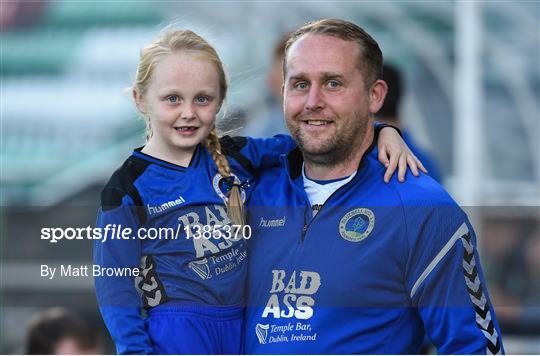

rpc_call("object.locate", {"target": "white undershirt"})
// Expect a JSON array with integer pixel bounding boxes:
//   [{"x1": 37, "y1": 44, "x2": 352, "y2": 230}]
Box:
[{"x1": 302, "y1": 164, "x2": 357, "y2": 217}]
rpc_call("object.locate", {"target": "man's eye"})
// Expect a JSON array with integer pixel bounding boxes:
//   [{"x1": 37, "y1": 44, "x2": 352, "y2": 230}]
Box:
[
  {"x1": 195, "y1": 96, "x2": 210, "y2": 104},
  {"x1": 166, "y1": 95, "x2": 179, "y2": 103},
  {"x1": 294, "y1": 82, "x2": 308, "y2": 90},
  {"x1": 327, "y1": 80, "x2": 341, "y2": 88}
]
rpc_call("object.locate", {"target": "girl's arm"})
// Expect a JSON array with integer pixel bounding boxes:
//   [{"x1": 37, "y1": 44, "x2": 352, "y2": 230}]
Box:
[
  {"x1": 376, "y1": 123, "x2": 428, "y2": 183},
  {"x1": 220, "y1": 122, "x2": 426, "y2": 182},
  {"x1": 94, "y1": 188, "x2": 153, "y2": 354}
]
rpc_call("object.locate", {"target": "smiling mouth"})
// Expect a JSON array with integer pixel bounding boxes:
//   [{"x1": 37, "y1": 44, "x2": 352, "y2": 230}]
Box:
[
  {"x1": 174, "y1": 126, "x2": 199, "y2": 132},
  {"x1": 301, "y1": 119, "x2": 335, "y2": 127},
  {"x1": 305, "y1": 120, "x2": 332, "y2": 126}
]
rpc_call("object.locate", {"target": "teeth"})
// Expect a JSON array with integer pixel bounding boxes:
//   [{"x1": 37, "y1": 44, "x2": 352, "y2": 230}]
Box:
[
  {"x1": 307, "y1": 121, "x2": 328, "y2": 126},
  {"x1": 176, "y1": 127, "x2": 195, "y2": 131}
]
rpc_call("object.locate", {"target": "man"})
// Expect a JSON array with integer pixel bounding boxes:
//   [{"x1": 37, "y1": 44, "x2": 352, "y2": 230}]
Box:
[
  {"x1": 377, "y1": 63, "x2": 444, "y2": 183},
  {"x1": 244, "y1": 19, "x2": 503, "y2": 354}
]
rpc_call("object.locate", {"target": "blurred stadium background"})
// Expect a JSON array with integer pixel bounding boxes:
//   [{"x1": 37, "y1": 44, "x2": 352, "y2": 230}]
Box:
[{"x1": 1, "y1": 1, "x2": 538, "y2": 354}]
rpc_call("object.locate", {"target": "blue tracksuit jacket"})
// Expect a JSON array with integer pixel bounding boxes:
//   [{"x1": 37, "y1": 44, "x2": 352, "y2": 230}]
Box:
[
  {"x1": 244, "y1": 142, "x2": 504, "y2": 354},
  {"x1": 94, "y1": 136, "x2": 294, "y2": 354}
]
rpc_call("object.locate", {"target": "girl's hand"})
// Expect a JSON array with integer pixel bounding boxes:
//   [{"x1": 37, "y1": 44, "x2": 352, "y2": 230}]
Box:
[{"x1": 378, "y1": 127, "x2": 428, "y2": 183}]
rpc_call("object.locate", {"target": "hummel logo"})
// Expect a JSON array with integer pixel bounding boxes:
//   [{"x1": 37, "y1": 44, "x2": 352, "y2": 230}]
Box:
[
  {"x1": 259, "y1": 216, "x2": 286, "y2": 228},
  {"x1": 147, "y1": 196, "x2": 186, "y2": 215}
]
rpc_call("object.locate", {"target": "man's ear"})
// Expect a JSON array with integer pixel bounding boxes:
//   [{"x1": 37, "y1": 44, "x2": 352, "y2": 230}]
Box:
[
  {"x1": 368, "y1": 79, "x2": 388, "y2": 114},
  {"x1": 133, "y1": 88, "x2": 146, "y2": 114}
]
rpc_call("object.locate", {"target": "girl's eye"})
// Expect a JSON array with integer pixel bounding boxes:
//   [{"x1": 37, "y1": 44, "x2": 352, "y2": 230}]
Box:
[
  {"x1": 195, "y1": 96, "x2": 210, "y2": 104},
  {"x1": 166, "y1": 95, "x2": 179, "y2": 103}
]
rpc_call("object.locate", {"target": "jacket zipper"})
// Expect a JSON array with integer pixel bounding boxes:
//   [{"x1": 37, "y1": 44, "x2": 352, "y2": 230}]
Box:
[{"x1": 300, "y1": 175, "x2": 357, "y2": 242}]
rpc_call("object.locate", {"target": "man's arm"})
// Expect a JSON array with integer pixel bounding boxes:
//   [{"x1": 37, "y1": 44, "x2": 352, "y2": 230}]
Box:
[{"x1": 402, "y1": 190, "x2": 504, "y2": 354}]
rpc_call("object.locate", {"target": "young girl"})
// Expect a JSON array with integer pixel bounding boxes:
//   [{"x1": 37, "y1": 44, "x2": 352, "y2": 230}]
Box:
[{"x1": 94, "y1": 29, "x2": 424, "y2": 354}]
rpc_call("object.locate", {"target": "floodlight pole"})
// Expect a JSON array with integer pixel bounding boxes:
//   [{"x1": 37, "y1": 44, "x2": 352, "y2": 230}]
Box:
[{"x1": 454, "y1": 1, "x2": 483, "y2": 221}]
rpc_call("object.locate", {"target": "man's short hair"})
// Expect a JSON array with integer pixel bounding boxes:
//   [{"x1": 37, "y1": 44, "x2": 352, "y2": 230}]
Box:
[{"x1": 283, "y1": 19, "x2": 383, "y2": 87}]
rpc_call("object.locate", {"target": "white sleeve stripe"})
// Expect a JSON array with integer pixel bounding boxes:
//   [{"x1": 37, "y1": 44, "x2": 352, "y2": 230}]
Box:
[{"x1": 410, "y1": 222, "x2": 469, "y2": 299}]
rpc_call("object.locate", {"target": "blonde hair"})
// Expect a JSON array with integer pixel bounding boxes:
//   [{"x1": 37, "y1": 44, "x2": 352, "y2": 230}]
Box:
[{"x1": 133, "y1": 29, "x2": 244, "y2": 226}]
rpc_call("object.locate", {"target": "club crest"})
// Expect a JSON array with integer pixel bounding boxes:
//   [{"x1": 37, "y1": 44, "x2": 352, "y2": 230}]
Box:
[
  {"x1": 339, "y1": 208, "x2": 375, "y2": 242},
  {"x1": 212, "y1": 173, "x2": 247, "y2": 202}
]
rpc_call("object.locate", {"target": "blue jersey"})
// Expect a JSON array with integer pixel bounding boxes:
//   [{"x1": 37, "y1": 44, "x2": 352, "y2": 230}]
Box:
[
  {"x1": 244, "y1": 143, "x2": 504, "y2": 354},
  {"x1": 94, "y1": 136, "x2": 294, "y2": 354}
]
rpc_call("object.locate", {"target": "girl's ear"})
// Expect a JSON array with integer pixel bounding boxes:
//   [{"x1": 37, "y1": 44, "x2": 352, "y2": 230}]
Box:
[{"x1": 133, "y1": 88, "x2": 146, "y2": 113}]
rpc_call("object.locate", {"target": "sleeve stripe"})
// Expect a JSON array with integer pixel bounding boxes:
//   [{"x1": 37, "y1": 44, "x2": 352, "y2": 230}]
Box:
[
  {"x1": 460, "y1": 233, "x2": 502, "y2": 354},
  {"x1": 410, "y1": 222, "x2": 469, "y2": 298}
]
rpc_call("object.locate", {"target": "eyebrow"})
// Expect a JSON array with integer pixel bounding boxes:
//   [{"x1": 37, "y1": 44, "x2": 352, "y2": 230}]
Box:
[
  {"x1": 287, "y1": 72, "x2": 346, "y2": 83},
  {"x1": 321, "y1": 73, "x2": 345, "y2": 81},
  {"x1": 158, "y1": 87, "x2": 217, "y2": 95},
  {"x1": 287, "y1": 75, "x2": 307, "y2": 82}
]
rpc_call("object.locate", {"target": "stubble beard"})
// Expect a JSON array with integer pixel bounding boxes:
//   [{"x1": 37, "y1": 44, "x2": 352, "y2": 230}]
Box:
[{"x1": 290, "y1": 112, "x2": 370, "y2": 167}]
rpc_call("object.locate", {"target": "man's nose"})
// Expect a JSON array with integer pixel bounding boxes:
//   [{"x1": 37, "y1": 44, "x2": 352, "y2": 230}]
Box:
[{"x1": 305, "y1": 86, "x2": 324, "y2": 112}]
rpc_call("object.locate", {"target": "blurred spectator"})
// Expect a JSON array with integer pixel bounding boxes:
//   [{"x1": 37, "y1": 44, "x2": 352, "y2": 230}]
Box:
[
  {"x1": 483, "y1": 217, "x2": 540, "y2": 335},
  {"x1": 25, "y1": 308, "x2": 102, "y2": 355},
  {"x1": 0, "y1": 1, "x2": 48, "y2": 30},
  {"x1": 242, "y1": 33, "x2": 290, "y2": 137},
  {"x1": 376, "y1": 64, "x2": 444, "y2": 183},
  {"x1": 522, "y1": 227, "x2": 540, "y2": 326}
]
